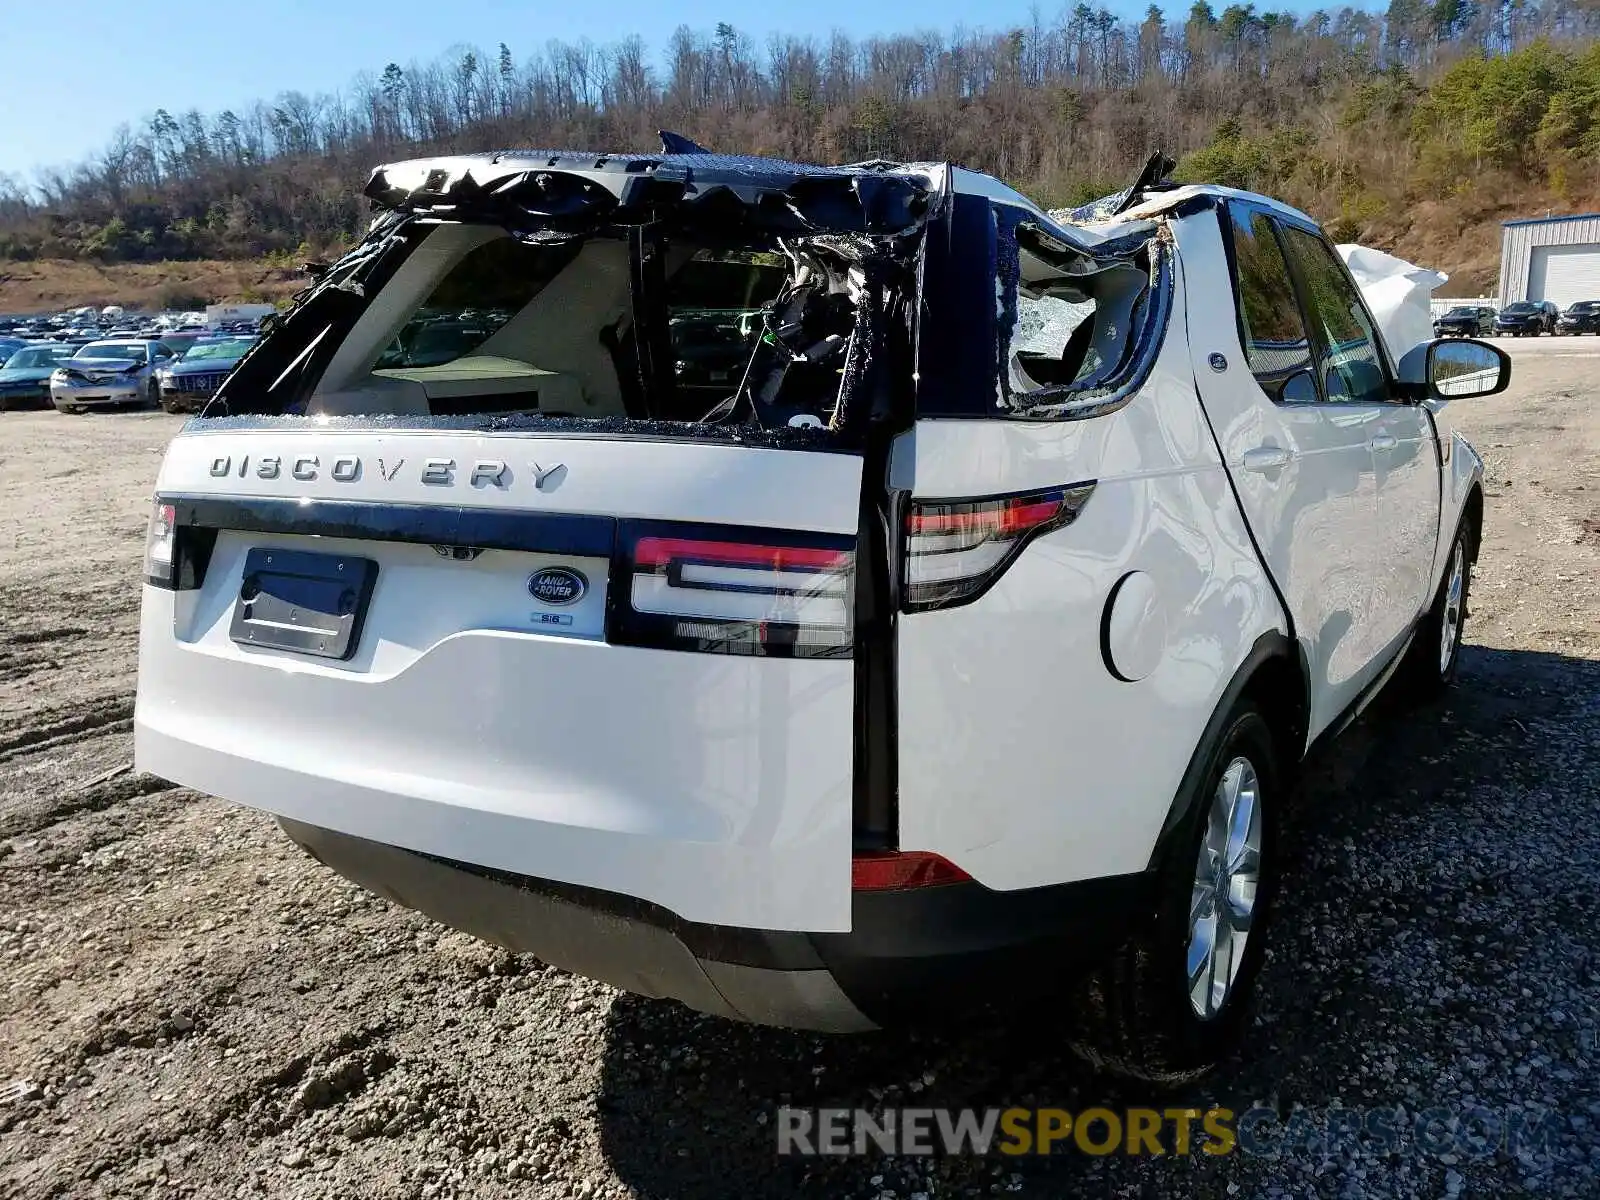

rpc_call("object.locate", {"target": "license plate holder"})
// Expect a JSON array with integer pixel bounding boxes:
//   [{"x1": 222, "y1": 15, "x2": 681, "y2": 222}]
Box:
[{"x1": 229, "y1": 547, "x2": 378, "y2": 661}]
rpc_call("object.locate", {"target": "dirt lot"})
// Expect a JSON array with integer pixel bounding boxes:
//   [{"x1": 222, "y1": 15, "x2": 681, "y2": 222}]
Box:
[
  {"x1": 0, "y1": 259, "x2": 304, "y2": 315},
  {"x1": 1, "y1": 345, "x2": 1597, "y2": 1198}
]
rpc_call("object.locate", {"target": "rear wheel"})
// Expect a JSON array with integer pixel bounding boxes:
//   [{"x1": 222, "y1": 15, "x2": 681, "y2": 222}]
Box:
[{"x1": 1067, "y1": 704, "x2": 1279, "y2": 1084}]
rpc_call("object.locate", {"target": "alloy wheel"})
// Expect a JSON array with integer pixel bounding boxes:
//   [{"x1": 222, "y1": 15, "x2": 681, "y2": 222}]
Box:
[
  {"x1": 1440, "y1": 538, "x2": 1466, "y2": 675},
  {"x1": 1186, "y1": 756, "x2": 1262, "y2": 1020}
]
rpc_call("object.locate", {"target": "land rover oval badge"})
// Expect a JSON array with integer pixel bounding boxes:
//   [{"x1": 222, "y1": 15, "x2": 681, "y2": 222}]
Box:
[{"x1": 528, "y1": 567, "x2": 587, "y2": 606}]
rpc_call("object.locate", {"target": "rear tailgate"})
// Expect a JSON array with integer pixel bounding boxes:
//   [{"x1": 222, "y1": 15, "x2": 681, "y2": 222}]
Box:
[{"x1": 135, "y1": 429, "x2": 863, "y2": 931}]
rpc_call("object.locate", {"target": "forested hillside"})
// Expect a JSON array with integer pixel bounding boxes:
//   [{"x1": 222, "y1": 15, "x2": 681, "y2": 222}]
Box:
[{"x1": 2, "y1": 3, "x2": 1599, "y2": 294}]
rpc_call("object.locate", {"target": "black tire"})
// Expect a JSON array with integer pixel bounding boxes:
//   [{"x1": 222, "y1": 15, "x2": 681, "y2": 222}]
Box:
[
  {"x1": 1067, "y1": 704, "x2": 1280, "y2": 1085},
  {"x1": 160, "y1": 395, "x2": 184, "y2": 415},
  {"x1": 1396, "y1": 523, "x2": 1471, "y2": 701}
]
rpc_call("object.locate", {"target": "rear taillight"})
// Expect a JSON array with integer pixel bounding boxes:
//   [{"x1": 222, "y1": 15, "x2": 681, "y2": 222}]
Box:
[
  {"x1": 143, "y1": 500, "x2": 176, "y2": 587},
  {"x1": 851, "y1": 850, "x2": 972, "y2": 891},
  {"x1": 613, "y1": 523, "x2": 855, "y2": 658},
  {"x1": 902, "y1": 483, "x2": 1095, "y2": 611}
]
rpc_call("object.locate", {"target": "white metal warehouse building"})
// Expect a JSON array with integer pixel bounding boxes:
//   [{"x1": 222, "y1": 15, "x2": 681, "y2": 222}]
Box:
[{"x1": 1498, "y1": 213, "x2": 1600, "y2": 307}]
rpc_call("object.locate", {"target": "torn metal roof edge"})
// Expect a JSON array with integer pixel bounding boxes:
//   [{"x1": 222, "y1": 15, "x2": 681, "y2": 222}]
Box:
[
  {"x1": 361, "y1": 150, "x2": 953, "y2": 237},
  {"x1": 359, "y1": 148, "x2": 1171, "y2": 254},
  {"x1": 363, "y1": 151, "x2": 945, "y2": 205}
]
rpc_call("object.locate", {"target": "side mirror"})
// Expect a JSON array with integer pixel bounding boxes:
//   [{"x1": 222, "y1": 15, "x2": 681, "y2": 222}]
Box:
[
  {"x1": 1428, "y1": 338, "x2": 1510, "y2": 400},
  {"x1": 1395, "y1": 337, "x2": 1510, "y2": 405}
]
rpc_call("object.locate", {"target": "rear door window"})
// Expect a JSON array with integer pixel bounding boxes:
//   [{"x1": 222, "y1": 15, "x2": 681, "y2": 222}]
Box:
[{"x1": 1226, "y1": 207, "x2": 1317, "y2": 404}]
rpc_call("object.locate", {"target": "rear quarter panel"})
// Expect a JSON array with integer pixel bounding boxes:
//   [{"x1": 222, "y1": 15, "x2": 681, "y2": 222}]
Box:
[{"x1": 891, "y1": 259, "x2": 1288, "y2": 891}]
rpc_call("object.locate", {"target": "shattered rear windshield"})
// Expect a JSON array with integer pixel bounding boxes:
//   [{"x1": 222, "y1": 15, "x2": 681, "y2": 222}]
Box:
[{"x1": 208, "y1": 210, "x2": 918, "y2": 439}]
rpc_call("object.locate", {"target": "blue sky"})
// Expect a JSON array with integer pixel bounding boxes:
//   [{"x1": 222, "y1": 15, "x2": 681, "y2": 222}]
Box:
[{"x1": 1, "y1": 0, "x2": 1352, "y2": 179}]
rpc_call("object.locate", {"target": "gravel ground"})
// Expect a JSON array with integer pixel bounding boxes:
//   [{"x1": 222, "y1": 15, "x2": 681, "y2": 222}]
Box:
[{"x1": 1, "y1": 343, "x2": 1597, "y2": 1198}]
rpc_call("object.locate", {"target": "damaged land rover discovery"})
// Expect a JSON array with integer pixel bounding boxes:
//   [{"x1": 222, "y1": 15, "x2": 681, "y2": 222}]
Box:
[{"x1": 134, "y1": 139, "x2": 1505, "y2": 1081}]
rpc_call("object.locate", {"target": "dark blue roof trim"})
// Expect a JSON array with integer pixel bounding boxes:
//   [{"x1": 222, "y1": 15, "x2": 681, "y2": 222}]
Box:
[
  {"x1": 363, "y1": 149, "x2": 936, "y2": 236},
  {"x1": 1501, "y1": 212, "x2": 1600, "y2": 228}
]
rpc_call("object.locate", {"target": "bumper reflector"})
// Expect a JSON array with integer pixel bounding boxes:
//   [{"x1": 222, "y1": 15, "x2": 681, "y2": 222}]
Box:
[{"x1": 851, "y1": 850, "x2": 972, "y2": 891}]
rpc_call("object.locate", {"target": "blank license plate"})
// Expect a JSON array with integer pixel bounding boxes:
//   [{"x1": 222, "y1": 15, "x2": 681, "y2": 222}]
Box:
[{"x1": 229, "y1": 547, "x2": 377, "y2": 661}]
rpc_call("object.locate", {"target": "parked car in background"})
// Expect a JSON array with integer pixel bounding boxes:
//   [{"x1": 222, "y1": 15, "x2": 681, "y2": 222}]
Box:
[
  {"x1": 0, "y1": 343, "x2": 76, "y2": 409},
  {"x1": 157, "y1": 330, "x2": 206, "y2": 357},
  {"x1": 1433, "y1": 305, "x2": 1496, "y2": 337},
  {"x1": 374, "y1": 317, "x2": 491, "y2": 368},
  {"x1": 50, "y1": 339, "x2": 175, "y2": 413},
  {"x1": 0, "y1": 336, "x2": 29, "y2": 364},
  {"x1": 670, "y1": 315, "x2": 755, "y2": 387},
  {"x1": 1556, "y1": 299, "x2": 1600, "y2": 334},
  {"x1": 134, "y1": 148, "x2": 1500, "y2": 1083},
  {"x1": 1494, "y1": 300, "x2": 1558, "y2": 336},
  {"x1": 155, "y1": 335, "x2": 256, "y2": 412}
]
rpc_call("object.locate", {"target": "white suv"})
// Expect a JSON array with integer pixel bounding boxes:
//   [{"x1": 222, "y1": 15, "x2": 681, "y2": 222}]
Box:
[{"x1": 134, "y1": 145, "x2": 1504, "y2": 1081}]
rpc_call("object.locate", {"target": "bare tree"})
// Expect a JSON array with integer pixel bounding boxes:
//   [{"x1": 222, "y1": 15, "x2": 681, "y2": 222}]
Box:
[{"x1": 6, "y1": 7, "x2": 1600, "y2": 263}]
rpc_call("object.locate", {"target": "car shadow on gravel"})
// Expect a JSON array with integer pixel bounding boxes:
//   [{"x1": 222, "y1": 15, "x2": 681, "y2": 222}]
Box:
[{"x1": 595, "y1": 645, "x2": 1600, "y2": 1198}]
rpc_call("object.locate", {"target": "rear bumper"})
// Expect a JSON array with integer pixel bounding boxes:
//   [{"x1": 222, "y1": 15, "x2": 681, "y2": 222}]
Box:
[{"x1": 278, "y1": 818, "x2": 1153, "y2": 1032}]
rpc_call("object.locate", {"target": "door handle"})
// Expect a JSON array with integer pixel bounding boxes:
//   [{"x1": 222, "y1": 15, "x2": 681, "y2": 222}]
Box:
[
  {"x1": 1241, "y1": 446, "x2": 1293, "y2": 472},
  {"x1": 1368, "y1": 434, "x2": 1398, "y2": 452}
]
